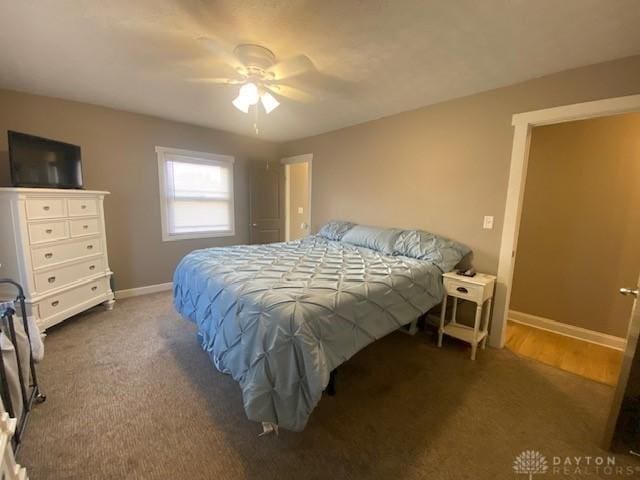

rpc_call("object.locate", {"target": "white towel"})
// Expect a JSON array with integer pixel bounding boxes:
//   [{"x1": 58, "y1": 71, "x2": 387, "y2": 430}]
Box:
[
  {"x1": 0, "y1": 313, "x2": 45, "y2": 420},
  {"x1": 0, "y1": 331, "x2": 24, "y2": 420}
]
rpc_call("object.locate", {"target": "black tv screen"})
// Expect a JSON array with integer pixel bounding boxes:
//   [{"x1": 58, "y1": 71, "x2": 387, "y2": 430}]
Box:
[{"x1": 8, "y1": 131, "x2": 83, "y2": 189}]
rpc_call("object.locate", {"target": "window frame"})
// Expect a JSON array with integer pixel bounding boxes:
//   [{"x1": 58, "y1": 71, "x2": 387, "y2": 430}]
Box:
[{"x1": 156, "y1": 146, "x2": 235, "y2": 242}]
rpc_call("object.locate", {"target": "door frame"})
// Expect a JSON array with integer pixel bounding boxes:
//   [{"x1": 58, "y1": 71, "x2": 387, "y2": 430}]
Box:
[
  {"x1": 491, "y1": 94, "x2": 640, "y2": 348},
  {"x1": 281, "y1": 154, "x2": 313, "y2": 241}
]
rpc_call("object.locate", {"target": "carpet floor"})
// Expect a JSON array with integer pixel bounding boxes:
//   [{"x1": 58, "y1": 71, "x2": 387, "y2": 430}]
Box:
[{"x1": 17, "y1": 292, "x2": 640, "y2": 479}]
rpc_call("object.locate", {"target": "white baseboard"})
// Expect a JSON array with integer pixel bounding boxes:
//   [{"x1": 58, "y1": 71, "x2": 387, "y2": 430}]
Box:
[
  {"x1": 508, "y1": 310, "x2": 626, "y2": 351},
  {"x1": 115, "y1": 282, "x2": 172, "y2": 299}
]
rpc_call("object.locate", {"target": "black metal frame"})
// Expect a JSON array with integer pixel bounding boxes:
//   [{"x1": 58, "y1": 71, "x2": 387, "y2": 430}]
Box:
[
  {"x1": 0, "y1": 278, "x2": 46, "y2": 452},
  {"x1": 324, "y1": 369, "x2": 337, "y2": 396}
]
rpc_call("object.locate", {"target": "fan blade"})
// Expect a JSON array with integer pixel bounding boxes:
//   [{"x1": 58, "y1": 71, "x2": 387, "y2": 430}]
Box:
[
  {"x1": 197, "y1": 36, "x2": 245, "y2": 71},
  {"x1": 268, "y1": 71, "x2": 356, "y2": 99},
  {"x1": 265, "y1": 84, "x2": 313, "y2": 103},
  {"x1": 188, "y1": 77, "x2": 244, "y2": 85},
  {"x1": 267, "y1": 55, "x2": 315, "y2": 80}
]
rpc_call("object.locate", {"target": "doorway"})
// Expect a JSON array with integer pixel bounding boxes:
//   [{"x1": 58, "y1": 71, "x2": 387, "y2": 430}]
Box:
[
  {"x1": 493, "y1": 94, "x2": 640, "y2": 348},
  {"x1": 282, "y1": 154, "x2": 312, "y2": 241},
  {"x1": 505, "y1": 113, "x2": 640, "y2": 386},
  {"x1": 492, "y1": 94, "x2": 640, "y2": 453}
]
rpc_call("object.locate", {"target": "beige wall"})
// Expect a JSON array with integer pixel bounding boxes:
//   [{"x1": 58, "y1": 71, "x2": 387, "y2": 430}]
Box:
[
  {"x1": 2, "y1": 54, "x2": 640, "y2": 298},
  {"x1": 510, "y1": 114, "x2": 640, "y2": 338},
  {"x1": 281, "y1": 55, "x2": 640, "y2": 275},
  {"x1": 287, "y1": 162, "x2": 310, "y2": 240},
  {"x1": 0, "y1": 89, "x2": 280, "y2": 290}
]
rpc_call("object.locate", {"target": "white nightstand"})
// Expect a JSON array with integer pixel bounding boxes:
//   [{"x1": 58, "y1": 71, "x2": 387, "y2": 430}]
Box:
[{"x1": 438, "y1": 271, "x2": 496, "y2": 360}]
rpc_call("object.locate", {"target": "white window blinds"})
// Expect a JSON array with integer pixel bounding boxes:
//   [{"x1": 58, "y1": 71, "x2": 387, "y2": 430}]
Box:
[{"x1": 157, "y1": 148, "x2": 235, "y2": 241}]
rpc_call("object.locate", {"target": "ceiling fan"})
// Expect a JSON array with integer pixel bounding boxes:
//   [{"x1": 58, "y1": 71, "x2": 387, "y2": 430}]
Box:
[{"x1": 192, "y1": 37, "x2": 316, "y2": 115}]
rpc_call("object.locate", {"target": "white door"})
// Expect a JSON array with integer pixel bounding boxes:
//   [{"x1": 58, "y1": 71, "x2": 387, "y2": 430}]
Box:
[{"x1": 603, "y1": 276, "x2": 640, "y2": 452}]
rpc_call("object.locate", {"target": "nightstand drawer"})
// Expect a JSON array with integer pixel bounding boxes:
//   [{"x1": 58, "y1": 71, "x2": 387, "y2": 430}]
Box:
[{"x1": 443, "y1": 277, "x2": 485, "y2": 303}]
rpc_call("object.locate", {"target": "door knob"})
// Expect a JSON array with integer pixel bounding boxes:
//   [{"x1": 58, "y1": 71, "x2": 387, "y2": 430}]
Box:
[{"x1": 619, "y1": 287, "x2": 639, "y2": 298}]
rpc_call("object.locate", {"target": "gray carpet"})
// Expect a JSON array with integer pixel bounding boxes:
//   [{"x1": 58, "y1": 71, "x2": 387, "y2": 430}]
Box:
[{"x1": 17, "y1": 292, "x2": 640, "y2": 479}]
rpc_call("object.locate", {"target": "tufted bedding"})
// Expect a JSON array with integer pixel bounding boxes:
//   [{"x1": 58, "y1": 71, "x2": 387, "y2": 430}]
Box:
[{"x1": 173, "y1": 235, "x2": 445, "y2": 431}]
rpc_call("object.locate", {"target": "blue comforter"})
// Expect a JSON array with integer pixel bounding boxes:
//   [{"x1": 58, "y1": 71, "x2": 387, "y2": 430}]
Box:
[{"x1": 173, "y1": 236, "x2": 444, "y2": 431}]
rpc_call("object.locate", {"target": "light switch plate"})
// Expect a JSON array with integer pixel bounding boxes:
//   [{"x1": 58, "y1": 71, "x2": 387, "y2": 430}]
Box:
[
  {"x1": 297, "y1": 207, "x2": 304, "y2": 214},
  {"x1": 483, "y1": 216, "x2": 494, "y2": 229}
]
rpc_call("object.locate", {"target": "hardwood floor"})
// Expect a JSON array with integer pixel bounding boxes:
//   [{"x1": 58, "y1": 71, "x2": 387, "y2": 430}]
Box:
[{"x1": 505, "y1": 321, "x2": 624, "y2": 386}]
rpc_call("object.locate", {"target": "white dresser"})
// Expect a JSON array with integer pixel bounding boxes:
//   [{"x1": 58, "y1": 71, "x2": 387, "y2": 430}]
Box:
[{"x1": 0, "y1": 188, "x2": 114, "y2": 331}]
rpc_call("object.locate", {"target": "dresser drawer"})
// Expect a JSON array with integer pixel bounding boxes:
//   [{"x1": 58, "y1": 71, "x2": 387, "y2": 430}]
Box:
[
  {"x1": 38, "y1": 277, "x2": 109, "y2": 319},
  {"x1": 70, "y1": 217, "x2": 100, "y2": 237},
  {"x1": 443, "y1": 277, "x2": 485, "y2": 303},
  {"x1": 34, "y1": 256, "x2": 105, "y2": 294},
  {"x1": 68, "y1": 197, "x2": 98, "y2": 217},
  {"x1": 25, "y1": 197, "x2": 67, "y2": 220},
  {"x1": 28, "y1": 220, "x2": 69, "y2": 244},
  {"x1": 31, "y1": 237, "x2": 102, "y2": 269}
]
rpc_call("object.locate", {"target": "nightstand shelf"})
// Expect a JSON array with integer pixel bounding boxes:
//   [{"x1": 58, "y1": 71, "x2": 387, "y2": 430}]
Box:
[
  {"x1": 442, "y1": 323, "x2": 488, "y2": 344},
  {"x1": 438, "y1": 271, "x2": 496, "y2": 360}
]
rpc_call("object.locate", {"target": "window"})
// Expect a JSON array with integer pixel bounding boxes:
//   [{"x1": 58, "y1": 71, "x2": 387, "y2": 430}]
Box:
[{"x1": 156, "y1": 147, "x2": 235, "y2": 241}]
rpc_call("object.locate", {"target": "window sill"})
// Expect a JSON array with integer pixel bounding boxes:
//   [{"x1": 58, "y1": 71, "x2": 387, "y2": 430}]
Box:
[{"x1": 161, "y1": 230, "x2": 236, "y2": 242}]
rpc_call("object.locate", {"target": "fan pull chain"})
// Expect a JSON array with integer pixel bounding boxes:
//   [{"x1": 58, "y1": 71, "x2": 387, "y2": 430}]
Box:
[{"x1": 253, "y1": 104, "x2": 260, "y2": 135}]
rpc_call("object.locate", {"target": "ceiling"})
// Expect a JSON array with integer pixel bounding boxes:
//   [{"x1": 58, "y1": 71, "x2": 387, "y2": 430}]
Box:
[{"x1": 1, "y1": 1, "x2": 639, "y2": 142}]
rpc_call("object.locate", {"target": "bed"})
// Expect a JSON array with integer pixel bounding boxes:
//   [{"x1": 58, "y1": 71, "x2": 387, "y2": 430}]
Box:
[{"x1": 173, "y1": 223, "x2": 469, "y2": 432}]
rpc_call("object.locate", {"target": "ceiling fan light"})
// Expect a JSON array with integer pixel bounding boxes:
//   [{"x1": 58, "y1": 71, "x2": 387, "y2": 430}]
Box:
[
  {"x1": 232, "y1": 94, "x2": 250, "y2": 113},
  {"x1": 238, "y1": 82, "x2": 259, "y2": 105},
  {"x1": 261, "y1": 92, "x2": 280, "y2": 114}
]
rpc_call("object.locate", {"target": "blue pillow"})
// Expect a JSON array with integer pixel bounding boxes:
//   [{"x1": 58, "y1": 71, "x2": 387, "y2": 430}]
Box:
[
  {"x1": 317, "y1": 220, "x2": 356, "y2": 241},
  {"x1": 341, "y1": 225, "x2": 403, "y2": 255},
  {"x1": 393, "y1": 230, "x2": 471, "y2": 272}
]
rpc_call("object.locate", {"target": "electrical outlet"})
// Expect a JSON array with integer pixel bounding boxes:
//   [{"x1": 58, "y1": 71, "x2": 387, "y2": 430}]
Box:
[
  {"x1": 483, "y1": 216, "x2": 494, "y2": 229},
  {"x1": 297, "y1": 207, "x2": 304, "y2": 214}
]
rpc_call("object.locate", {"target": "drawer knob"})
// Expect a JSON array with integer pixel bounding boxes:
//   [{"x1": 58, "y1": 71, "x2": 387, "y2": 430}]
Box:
[
  {"x1": 44, "y1": 252, "x2": 53, "y2": 259},
  {"x1": 91, "y1": 286, "x2": 98, "y2": 291},
  {"x1": 86, "y1": 244, "x2": 93, "y2": 250},
  {"x1": 89, "y1": 265, "x2": 96, "y2": 270},
  {"x1": 45, "y1": 229, "x2": 53, "y2": 234},
  {"x1": 456, "y1": 287, "x2": 469, "y2": 294},
  {"x1": 51, "y1": 300, "x2": 59, "y2": 307},
  {"x1": 81, "y1": 204, "x2": 87, "y2": 209},
  {"x1": 48, "y1": 276, "x2": 56, "y2": 283},
  {"x1": 83, "y1": 224, "x2": 89, "y2": 229},
  {"x1": 43, "y1": 205, "x2": 50, "y2": 211}
]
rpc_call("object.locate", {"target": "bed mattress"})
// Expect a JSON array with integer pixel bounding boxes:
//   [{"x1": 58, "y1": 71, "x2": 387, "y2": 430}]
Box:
[{"x1": 173, "y1": 235, "x2": 444, "y2": 431}]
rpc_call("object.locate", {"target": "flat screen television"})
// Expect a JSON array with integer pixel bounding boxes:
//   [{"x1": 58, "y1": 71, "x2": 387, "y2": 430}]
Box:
[{"x1": 8, "y1": 131, "x2": 83, "y2": 189}]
